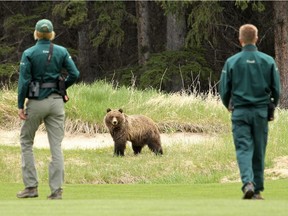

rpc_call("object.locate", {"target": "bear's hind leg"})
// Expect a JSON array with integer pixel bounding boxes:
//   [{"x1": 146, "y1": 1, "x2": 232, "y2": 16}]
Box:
[
  {"x1": 147, "y1": 140, "x2": 163, "y2": 155},
  {"x1": 132, "y1": 144, "x2": 143, "y2": 155}
]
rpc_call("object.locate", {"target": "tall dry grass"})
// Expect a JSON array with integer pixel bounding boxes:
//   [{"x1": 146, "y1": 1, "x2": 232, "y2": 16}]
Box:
[{"x1": 0, "y1": 81, "x2": 230, "y2": 134}]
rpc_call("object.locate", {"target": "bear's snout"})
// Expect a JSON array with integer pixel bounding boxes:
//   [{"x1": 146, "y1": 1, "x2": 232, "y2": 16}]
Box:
[{"x1": 112, "y1": 117, "x2": 118, "y2": 125}]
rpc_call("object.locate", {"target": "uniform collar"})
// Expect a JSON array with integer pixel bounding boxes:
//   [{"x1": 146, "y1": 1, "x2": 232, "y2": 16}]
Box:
[
  {"x1": 36, "y1": 39, "x2": 51, "y2": 45},
  {"x1": 242, "y1": 44, "x2": 257, "y2": 51}
]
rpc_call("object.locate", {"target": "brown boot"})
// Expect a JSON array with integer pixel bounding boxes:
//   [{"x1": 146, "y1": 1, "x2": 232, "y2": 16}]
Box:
[
  {"x1": 253, "y1": 193, "x2": 264, "y2": 200},
  {"x1": 16, "y1": 187, "x2": 38, "y2": 198},
  {"x1": 242, "y1": 182, "x2": 254, "y2": 199},
  {"x1": 47, "y1": 188, "x2": 63, "y2": 200}
]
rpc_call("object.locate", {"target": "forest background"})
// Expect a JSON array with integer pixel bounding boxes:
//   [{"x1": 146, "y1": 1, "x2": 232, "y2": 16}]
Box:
[{"x1": 1, "y1": 0, "x2": 288, "y2": 107}]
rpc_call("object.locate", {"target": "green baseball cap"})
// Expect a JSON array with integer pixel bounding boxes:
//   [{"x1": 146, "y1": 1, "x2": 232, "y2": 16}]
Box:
[{"x1": 35, "y1": 19, "x2": 53, "y2": 33}]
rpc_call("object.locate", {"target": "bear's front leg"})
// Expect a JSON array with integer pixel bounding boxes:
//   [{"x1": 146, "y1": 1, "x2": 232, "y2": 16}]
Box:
[{"x1": 114, "y1": 141, "x2": 126, "y2": 156}]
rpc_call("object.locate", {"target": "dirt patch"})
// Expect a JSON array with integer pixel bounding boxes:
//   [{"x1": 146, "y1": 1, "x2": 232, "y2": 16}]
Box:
[
  {"x1": 266, "y1": 156, "x2": 288, "y2": 179},
  {"x1": 221, "y1": 156, "x2": 288, "y2": 183},
  {"x1": 0, "y1": 129, "x2": 209, "y2": 150}
]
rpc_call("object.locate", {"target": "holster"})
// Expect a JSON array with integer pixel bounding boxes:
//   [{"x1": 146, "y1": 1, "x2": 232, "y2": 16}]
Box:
[
  {"x1": 268, "y1": 102, "x2": 275, "y2": 121},
  {"x1": 28, "y1": 81, "x2": 40, "y2": 98},
  {"x1": 57, "y1": 76, "x2": 69, "y2": 103}
]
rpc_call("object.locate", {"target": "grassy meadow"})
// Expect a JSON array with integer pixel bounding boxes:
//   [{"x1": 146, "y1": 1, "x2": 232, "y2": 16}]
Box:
[{"x1": 0, "y1": 81, "x2": 288, "y2": 215}]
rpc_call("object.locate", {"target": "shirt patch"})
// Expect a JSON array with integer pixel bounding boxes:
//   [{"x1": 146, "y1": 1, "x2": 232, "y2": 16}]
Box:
[
  {"x1": 246, "y1": 60, "x2": 255, "y2": 63},
  {"x1": 20, "y1": 62, "x2": 25, "y2": 65},
  {"x1": 43, "y1": 50, "x2": 49, "y2": 54}
]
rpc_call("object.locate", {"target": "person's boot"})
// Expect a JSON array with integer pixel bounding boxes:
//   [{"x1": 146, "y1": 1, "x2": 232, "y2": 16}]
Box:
[
  {"x1": 16, "y1": 187, "x2": 38, "y2": 198},
  {"x1": 242, "y1": 182, "x2": 254, "y2": 199},
  {"x1": 252, "y1": 193, "x2": 264, "y2": 200},
  {"x1": 47, "y1": 188, "x2": 63, "y2": 200}
]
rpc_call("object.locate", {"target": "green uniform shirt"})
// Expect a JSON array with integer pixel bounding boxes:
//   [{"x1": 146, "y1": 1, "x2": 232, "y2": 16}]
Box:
[
  {"x1": 219, "y1": 44, "x2": 281, "y2": 109},
  {"x1": 18, "y1": 39, "x2": 80, "y2": 109}
]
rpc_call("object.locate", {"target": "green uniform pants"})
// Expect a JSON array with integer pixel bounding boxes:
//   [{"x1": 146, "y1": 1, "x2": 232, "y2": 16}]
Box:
[
  {"x1": 232, "y1": 107, "x2": 268, "y2": 193},
  {"x1": 20, "y1": 93, "x2": 65, "y2": 193}
]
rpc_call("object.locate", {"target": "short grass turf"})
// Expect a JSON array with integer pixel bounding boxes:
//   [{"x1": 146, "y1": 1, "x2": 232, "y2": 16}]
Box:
[{"x1": 0, "y1": 179, "x2": 287, "y2": 216}]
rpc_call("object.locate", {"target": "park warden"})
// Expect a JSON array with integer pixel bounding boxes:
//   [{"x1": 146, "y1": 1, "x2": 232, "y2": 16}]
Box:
[
  {"x1": 17, "y1": 19, "x2": 80, "y2": 199},
  {"x1": 219, "y1": 24, "x2": 280, "y2": 200}
]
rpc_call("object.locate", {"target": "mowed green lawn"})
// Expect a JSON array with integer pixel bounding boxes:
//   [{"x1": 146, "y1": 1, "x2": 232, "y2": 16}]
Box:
[{"x1": 0, "y1": 180, "x2": 287, "y2": 216}]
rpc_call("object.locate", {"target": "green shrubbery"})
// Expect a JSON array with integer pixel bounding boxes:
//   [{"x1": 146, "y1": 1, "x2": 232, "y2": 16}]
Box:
[
  {"x1": 139, "y1": 49, "x2": 215, "y2": 92},
  {"x1": 106, "y1": 49, "x2": 216, "y2": 93}
]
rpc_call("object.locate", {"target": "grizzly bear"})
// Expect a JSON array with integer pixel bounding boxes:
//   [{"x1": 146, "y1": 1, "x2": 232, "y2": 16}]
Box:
[{"x1": 104, "y1": 108, "x2": 163, "y2": 156}]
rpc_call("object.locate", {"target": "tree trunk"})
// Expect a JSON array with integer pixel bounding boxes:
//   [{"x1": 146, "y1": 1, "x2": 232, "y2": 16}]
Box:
[
  {"x1": 166, "y1": 10, "x2": 186, "y2": 51},
  {"x1": 273, "y1": 1, "x2": 288, "y2": 108},
  {"x1": 166, "y1": 9, "x2": 186, "y2": 92},
  {"x1": 135, "y1": 1, "x2": 150, "y2": 65},
  {"x1": 78, "y1": 24, "x2": 98, "y2": 83}
]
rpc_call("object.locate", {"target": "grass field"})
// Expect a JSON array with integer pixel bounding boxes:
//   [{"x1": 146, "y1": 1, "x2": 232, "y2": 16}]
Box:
[{"x1": 1, "y1": 180, "x2": 287, "y2": 216}]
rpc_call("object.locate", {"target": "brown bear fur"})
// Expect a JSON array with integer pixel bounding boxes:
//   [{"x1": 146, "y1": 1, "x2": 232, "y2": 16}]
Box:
[{"x1": 104, "y1": 108, "x2": 163, "y2": 156}]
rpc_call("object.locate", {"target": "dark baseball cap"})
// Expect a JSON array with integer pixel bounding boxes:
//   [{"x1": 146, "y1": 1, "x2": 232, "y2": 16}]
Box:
[{"x1": 35, "y1": 19, "x2": 53, "y2": 33}]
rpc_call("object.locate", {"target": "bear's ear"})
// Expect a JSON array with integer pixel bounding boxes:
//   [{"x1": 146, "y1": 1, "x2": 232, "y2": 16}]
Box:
[
  {"x1": 118, "y1": 108, "x2": 123, "y2": 113},
  {"x1": 107, "y1": 108, "x2": 111, "y2": 113}
]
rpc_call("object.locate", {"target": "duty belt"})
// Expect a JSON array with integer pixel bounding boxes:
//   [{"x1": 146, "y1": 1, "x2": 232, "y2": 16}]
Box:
[{"x1": 41, "y1": 82, "x2": 57, "y2": 88}]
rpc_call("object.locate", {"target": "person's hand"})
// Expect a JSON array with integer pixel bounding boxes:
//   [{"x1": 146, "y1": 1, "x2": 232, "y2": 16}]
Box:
[{"x1": 18, "y1": 109, "x2": 27, "y2": 120}]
